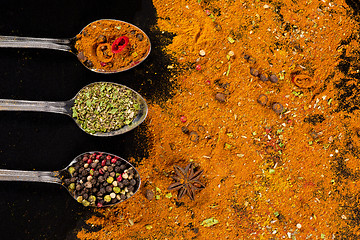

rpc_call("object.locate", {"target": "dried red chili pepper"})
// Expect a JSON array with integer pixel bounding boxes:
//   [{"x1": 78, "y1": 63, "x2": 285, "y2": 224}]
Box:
[{"x1": 112, "y1": 36, "x2": 129, "y2": 53}]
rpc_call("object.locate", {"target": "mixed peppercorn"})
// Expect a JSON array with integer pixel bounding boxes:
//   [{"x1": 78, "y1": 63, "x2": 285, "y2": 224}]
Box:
[{"x1": 62, "y1": 152, "x2": 140, "y2": 207}]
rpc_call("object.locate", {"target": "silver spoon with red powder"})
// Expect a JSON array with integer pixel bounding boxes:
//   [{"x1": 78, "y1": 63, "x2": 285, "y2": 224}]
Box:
[{"x1": 0, "y1": 19, "x2": 151, "y2": 73}]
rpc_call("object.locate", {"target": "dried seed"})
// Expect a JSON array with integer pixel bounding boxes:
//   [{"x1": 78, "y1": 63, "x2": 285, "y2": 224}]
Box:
[
  {"x1": 145, "y1": 189, "x2": 155, "y2": 201},
  {"x1": 272, "y1": 103, "x2": 284, "y2": 114},
  {"x1": 269, "y1": 74, "x2": 279, "y2": 83},
  {"x1": 77, "y1": 52, "x2": 87, "y2": 62},
  {"x1": 181, "y1": 126, "x2": 190, "y2": 134},
  {"x1": 215, "y1": 92, "x2": 226, "y2": 102},
  {"x1": 259, "y1": 74, "x2": 268, "y2": 82},
  {"x1": 84, "y1": 182, "x2": 92, "y2": 189},
  {"x1": 190, "y1": 131, "x2": 200, "y2": 143},
  {"x1": 257, "y1": 94, "x2": 268, "y2": 106},
  {"x1": 136, "y1": 33, "x2": 144, "y2": 41},
  {"x1": 250, "y1": 68, "x2": 259, "y2": 77}
]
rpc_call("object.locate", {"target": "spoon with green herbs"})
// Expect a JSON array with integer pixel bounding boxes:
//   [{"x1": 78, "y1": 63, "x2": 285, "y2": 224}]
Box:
[
  {"x1": 0, "y1": 19, "x2": 151, "y2": 73},
  {"x1": 0, "y1": 82, "x2": 147, "y2": 136},
  {"x1": 0, "y1": 151, "x2": 141, "y2": 207}
]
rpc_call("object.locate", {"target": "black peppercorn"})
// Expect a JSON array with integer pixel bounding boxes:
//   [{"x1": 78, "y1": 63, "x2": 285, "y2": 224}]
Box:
[
  {"x1": 98, "y1": 176, "x2": 105, "y2": 183},
  {"x1": 130, "y1": 179, "x2": 137, "y2": 186},
  {"x1": 76, "y1": 184, "x2": 82, "y2": 191},
  {"x1": 250, "y1": 67, "x2": 259, "y2": 77},
  {"x1": 272, "y1": 102, "x2": 284, "y2": 114},
  {"x1": 127, "y1": 186, "x2": 135, "y2": 193},
  {"x1": 269, "y1": 74, "x2": 279, "y2": 83},
  {"x1": 64, "y1": 179, "x2": 71, "y2": 186},
  {"x1": 257, "y1": 94, "x2": 268, "y2": 106},
  {"x1": 106, "y1": 185, "x2": 113, "y2": 193},
  {"x1": 127, "y1": 168, "x2": 135, "y2": 175},
  {"x1": 259, "y1": 74, "x2": 268, "y2": 82},
  {"x1": 181, "y1": 126, "x2": 190, "y2": 134}
]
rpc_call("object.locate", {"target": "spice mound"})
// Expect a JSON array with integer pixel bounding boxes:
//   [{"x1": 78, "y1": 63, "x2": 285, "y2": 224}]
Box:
[
  {"x1": 72, "y1": 82, "x2": 142, "y2": 134},
  {"x1": 74, "y1": 19, "x2": 151, "y2": 73},
  {"x1": 62, "y1": 152, "x2": 140, "y2": 207}
]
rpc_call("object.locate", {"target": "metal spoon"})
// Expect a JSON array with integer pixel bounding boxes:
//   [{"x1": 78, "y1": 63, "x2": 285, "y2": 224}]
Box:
[
  {"x1": 0, "y1": 81, "x2": 148, "y2": 136},
  {"x1": 0, "y1": 151, "x2": 141, "y2": 207},
  {"x1": 0, "y1": 19, "x2": 151, "y2": 73}
]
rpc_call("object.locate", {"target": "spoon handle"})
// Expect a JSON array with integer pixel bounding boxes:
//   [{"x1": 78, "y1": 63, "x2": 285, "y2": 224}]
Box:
[
  {"x1": 0, "y1": 99, "x2": 72, "y2": 115},
  {"x1": 0, "y1": 36, "x2": 72, "y2": 51},
  {"x1": 0, "y1": 169, "x2": 61, "y2": 184}
]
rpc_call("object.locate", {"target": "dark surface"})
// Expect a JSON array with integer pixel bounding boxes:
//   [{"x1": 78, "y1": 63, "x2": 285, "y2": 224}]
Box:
[{"x1": 0, "y1": 1, "x2": 174, "y2": 239}]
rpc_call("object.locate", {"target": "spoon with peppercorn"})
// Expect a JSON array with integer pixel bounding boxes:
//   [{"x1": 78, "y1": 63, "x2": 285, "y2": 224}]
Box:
[
  {"x1": 0, "y1": 151, "x2": 141, "y2": 207},
  {"x1": 0, "y1": 81, "x2": 148, "y2": 137},
  {"x1": 0, "y1": 19, "x2": 151, "y2": 73}
]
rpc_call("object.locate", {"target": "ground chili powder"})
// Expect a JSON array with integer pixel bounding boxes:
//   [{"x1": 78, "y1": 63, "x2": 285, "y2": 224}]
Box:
[{"x1": 77, "y1": 0, "x2": 360, "y2": 239}]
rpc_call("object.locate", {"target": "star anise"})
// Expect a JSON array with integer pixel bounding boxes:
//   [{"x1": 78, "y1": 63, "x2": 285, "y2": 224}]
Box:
[{"x1": 168, "y1": 162, "x2": 205, "y2": 200}]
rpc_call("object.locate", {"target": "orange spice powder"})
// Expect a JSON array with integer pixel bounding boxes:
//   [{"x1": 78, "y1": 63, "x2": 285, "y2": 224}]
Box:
[
  {"x1": 77, "y1": 0, "x2": 360, "y2": 239},
  {"x1": 74, "y1": 19, "x2": 151, "y2": 73}
]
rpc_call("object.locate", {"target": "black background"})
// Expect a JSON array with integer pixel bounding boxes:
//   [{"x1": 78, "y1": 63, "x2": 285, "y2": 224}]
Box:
[{"x1": 0, "y1": 1, "x2": 173, "y2": 239}]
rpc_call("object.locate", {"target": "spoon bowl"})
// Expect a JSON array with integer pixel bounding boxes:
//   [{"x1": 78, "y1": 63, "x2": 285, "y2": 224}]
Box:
[
  {"x1": 0, "y1": 19, "x2": 151, "y2": 73},
  {"x1": 0, "y1": 151, "x2": 141, "y2": 207},
  {"x1": 0, "y1": 82, "x2": 148, "y2": 137}
]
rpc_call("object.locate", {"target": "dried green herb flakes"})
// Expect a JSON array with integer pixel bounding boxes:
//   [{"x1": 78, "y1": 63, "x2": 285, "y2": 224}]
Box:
[{"x1": 72, "y1": 82, "x2": 140, "y2": 134}]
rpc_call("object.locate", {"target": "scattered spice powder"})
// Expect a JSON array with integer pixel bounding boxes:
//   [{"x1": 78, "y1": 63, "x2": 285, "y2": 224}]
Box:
[
  {"x1": 74, "y1": 19, "x2": 151, "y2": 73},
  {"x1": 77, "y1": 0, "x2": 360, "y2": 239}
]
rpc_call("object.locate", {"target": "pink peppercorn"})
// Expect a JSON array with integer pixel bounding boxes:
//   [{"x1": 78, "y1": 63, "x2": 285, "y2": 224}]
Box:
[
  {"x1": 99, "y1": 168, "x2": 104, "y2": 174},
  {"x1": 100, "y1": 62, "x2": 107, "y2": 67},
  {"x1": 111, "y1": 158, "x2": 117, "y2": 164},
  {"x1": 106, "y1": 155, "x2": 112, "y2": 160},
  {"x1": 180, "y1": 116, "x2": 187, "y2": 123},
  {"x1": 195, "y1": 64, "x2": 201, "y2": 71},
  {"x1": 96, "y1": 154, "x2": 101, "y2": 160},
  {"x1": 101, "y1": 160, "x2": 106, "y2": 167},
  {"x1": 117, "y1": 175, "x2": 122, "y2": 182},
  {"x1": 97, "y1": 202, "x2": 103, "y2": 207},
  {"x1": 82, "y1": 157, "x2": 88, "y2": 162},
  {"x1": 87, "y1": 159, "x2": 93, "y2": 164}
]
